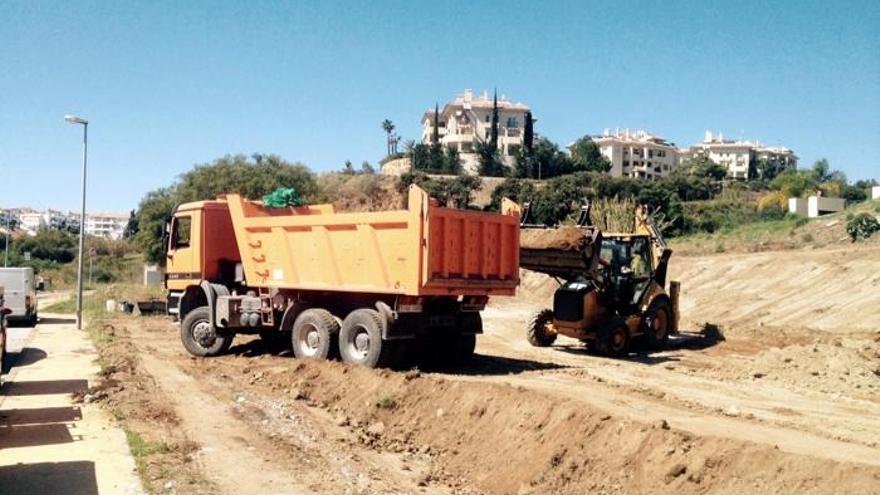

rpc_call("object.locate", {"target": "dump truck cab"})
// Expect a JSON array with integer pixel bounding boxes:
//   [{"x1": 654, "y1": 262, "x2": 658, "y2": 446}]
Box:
[
  {"x1": 164, "y1": 186, "x2": 520, "y2": 369},
  {"x1": 165, "y1": 199, "x2": 243, "y2": 321}
]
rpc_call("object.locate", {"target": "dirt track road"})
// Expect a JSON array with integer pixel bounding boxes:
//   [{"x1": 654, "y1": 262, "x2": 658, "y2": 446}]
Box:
[{"x1": 95, "y1": 245, "x2": 880, "y2": 494}]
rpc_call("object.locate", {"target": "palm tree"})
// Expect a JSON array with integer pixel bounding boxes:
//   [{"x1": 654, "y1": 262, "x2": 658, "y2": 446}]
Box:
[{"x1": 382, "y1": 119, "x2": 396, "y2": 155}]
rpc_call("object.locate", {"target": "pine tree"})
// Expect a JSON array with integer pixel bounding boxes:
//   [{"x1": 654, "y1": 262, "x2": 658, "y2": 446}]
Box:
[
  {"x1": 432, "y1": 104, "x2": 440, "y2": 146},
  {"x1": 523, "y1": 111, "x2": 534, "y2": 154},
  {"x1": 490, "y1": 89, "x2": 499, "y2": 148}
]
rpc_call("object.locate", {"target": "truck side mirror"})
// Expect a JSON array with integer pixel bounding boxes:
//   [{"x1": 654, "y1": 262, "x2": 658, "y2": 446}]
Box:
[{"x1": 2, "y1": 308, "x2": 12, "y2": 316}]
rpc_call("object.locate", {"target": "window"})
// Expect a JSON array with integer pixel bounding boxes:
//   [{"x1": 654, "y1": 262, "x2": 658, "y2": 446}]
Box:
[
  {"x1": 485, "y1": 114, "x2": 490, "y2": 123},
  {"x1": 172, "y1": 216, "x2": 192, "y2": 249},
  {"x1": 506, "y1": 117, "x2": 518, "y2": 128}
]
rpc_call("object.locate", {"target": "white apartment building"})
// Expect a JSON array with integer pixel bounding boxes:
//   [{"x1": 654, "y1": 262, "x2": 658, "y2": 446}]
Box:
[
  {"x1": 591, "y1": 129, "x2": 679, "y2": 180},
  {"x1": 18, "y1": 211, "x2": 47, "y2": 235},
  {"x1": 754, "y1": 145, "x2": 798, "y2": 171},
  {"x1": 84, "y1": 212, "x2": 129, "y2": 240},
  {"x1": 421, "y1": 89, "x2": 530, "y2": 174},
  {"x1": 680, "y1": 131, "x2": 797, "y2": 180}
]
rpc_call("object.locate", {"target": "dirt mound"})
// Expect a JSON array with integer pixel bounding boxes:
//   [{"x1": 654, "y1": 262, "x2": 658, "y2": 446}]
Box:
[
  {"x1": 671, "y1": 246, "x2": 880, "y2": 334},
  {"x1": 520, "y1": 226, "x2": 591, "y2": 250},
  {"x1": 185, "y1": 355, "x2": 880, "y2": 495}
]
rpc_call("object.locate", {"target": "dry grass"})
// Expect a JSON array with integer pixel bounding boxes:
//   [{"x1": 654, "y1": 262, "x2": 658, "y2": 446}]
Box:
[{"x1": 590, "y1": 197, "x2": 636, "y2": 232}]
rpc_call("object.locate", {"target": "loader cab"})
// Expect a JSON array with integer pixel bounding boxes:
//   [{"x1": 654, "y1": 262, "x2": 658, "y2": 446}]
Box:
[
  {"x1": 599, "y1": 235, "x2": 653, "y2": 307},
  {"x1": 164, "y1": 200, "x2": 241, "y2": 292}
]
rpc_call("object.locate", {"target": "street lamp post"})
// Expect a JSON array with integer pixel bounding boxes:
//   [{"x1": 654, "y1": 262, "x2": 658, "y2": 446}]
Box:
[
  {"x1": 3, "y1": 213, "x2": 9, "y2": 267},
  {"x1": 65, "y1": 114, "x2": 88, "y2": 330}
]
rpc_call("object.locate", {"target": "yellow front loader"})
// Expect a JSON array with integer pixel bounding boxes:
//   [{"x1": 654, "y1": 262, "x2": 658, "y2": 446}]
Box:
[{"x1": 516, "y1": 201, "x2": 680, "y2": 357}]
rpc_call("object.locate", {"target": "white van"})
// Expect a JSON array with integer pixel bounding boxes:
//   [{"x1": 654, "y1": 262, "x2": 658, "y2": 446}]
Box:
[{"x1": 0, "y1": 267, "x2": 38, "y2": 325}]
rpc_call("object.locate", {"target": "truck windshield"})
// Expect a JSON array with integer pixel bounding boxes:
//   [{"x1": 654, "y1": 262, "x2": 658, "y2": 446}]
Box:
[{"x1": 172, "y1": 216, "x2": 192, "y2": 249}]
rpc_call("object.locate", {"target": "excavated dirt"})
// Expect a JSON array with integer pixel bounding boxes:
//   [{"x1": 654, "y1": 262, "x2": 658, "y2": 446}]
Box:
[
  {"x1": 88, "y1": 244, "x2": 880, "y2": 494},
  {"x1": 520, "y1": 226, "x2": 592, "y2": 251}
]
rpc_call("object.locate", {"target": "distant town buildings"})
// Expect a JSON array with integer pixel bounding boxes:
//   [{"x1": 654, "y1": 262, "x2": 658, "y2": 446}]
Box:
[
  {"x1": 0, "y1": 207, "x2": 128, "y2": 239},
  {"x1": 591, "y1": 129, "x2": 679, "y2": 180},
  {"x1": 421, "y1": 89, "x2": 530, "y2": 174}
]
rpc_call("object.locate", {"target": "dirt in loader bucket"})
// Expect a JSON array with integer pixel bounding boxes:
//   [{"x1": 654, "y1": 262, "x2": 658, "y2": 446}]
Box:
[{"x1": 520, "y1": 225, "x2": 592, "y2": 251}]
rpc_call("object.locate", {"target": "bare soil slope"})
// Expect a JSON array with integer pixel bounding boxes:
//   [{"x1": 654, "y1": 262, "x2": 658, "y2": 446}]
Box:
[{"x1": 89, "y1": 244, "x2": 880, "y2": 494}]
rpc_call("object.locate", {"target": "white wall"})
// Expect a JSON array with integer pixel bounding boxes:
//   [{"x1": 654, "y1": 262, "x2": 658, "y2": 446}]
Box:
[
  {"x1": 788, "y1": 197, "x2": 808, "y2": 216},
  {"x1": 807, "y1": 196, "x2": 845, "y2": 218}
]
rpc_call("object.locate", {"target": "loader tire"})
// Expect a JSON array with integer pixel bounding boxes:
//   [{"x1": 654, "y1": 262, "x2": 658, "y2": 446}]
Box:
[
  {"x1": 595, "y1": 318, "x2": 629, "y2": 358},
  {"x1": 643, "y1": 298, "x2": 672, "y2": 350},
  {"x1": 292, "y1": 308, "x2": 340, "y2": 360},
  {"x1": 527, "y1": 309, "x2": 557, "y2": 347},
  {"x1": 181, "y1": 307, "x2": 234, "y2": 357},
  {"x1": 339, "y1": 309, "x2": 394, "y2": 368}
]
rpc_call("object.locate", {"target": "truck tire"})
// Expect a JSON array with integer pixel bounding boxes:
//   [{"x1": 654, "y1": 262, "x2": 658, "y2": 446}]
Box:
[
  {"x1": 527, "y1": 309, "x2": 557, "y2": 347},
  {"x1": 643, "y1": 298, "x2": 672, "y2": 350},
  {"x1": 595, "y1": 318, "x2": 629, "y2": 358},
  {"x1": 180, "y1": 307, "x2": 234, "y2": 357},
  {"x1": 339, "y1": 309, "x2": 394, "y2": 368},
  {"x1": 291, "y1": 309, "x2": 340, "y2": 360}
]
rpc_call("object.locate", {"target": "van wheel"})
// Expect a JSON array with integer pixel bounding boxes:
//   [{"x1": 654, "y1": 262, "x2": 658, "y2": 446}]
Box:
[
  {"x1": 527, "y1": 309, "x2": 557, "y2": 347},
  {"x1": 180, "y1": 307, "x2": 234, "y2": 357},
  {"x1": 339, "y1": 309, "x2": 393, "y2": 368},
  {"x1": 292, "y1": 309, "x2": 340, "y2": 360},
  {"x1": 595, "y1": 318, "x2": 629, "y2": 358},
  {"x1": 643, "y1": 298, "x2": 672, "y2": 350},
  {"x1": 1, "y1": 329, "x2": 7, "y2": 377}
]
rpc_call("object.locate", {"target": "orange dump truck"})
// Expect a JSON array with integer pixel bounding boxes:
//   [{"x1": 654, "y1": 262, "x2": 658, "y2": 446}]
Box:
[{"x1": 164, "y1": 185, "x2": 520, "y2": 368}]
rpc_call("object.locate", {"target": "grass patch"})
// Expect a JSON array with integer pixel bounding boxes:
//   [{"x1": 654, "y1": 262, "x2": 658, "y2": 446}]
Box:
[{"x1": 126, "y1": 429, "x2": 173, "y2": 457}]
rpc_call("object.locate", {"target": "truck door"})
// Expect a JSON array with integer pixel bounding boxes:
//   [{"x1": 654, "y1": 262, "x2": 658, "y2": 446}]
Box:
[{"x1": 166, "y1": 214, "x2": 199, "y2": 284}]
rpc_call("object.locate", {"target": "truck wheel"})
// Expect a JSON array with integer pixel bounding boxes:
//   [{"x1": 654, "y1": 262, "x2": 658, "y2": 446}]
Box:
[
  {"x1": 292, "y1": 309, "x2": 340, "y2": 360},
  {"x1": 527, "y1": 309, "x2": 557, "y2": 347},
  {"x1": 595, "y1": 318, "x2": 629, "y2": 358},
  {"x1": 180, "y1": 307, "x2": 234, "y2": 357},
  {"x1": 339, "y1": 309, "x2": 393, "y2": 368},
  {"x1": 643, "y1": 298, "x2": 672, "y2": 350}
]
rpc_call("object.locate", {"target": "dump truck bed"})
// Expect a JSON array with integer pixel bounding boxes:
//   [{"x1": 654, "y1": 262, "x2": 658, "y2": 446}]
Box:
[{"x1": 224, "y1": 186, "x2": 519, "y2": 296}]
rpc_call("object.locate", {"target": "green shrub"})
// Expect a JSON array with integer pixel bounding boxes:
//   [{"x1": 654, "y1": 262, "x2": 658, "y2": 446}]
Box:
[
  {"x1": 794, "y1": 216, "x2": 809, "y2": 227},
  {"x1": 801, "y1": 233, "x2": 814, "y2": 243},
  {"x1": 846, "y1": 213, "x2": 880, "y2": 242},
  {"x1": 846, "y1": 212, "x2": 855, "y2": 221}
]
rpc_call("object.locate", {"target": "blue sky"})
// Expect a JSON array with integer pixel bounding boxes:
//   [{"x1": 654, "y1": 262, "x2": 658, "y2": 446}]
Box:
[{"x1": 1, "y1": 0, "x2": 878, "y2": 212}]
